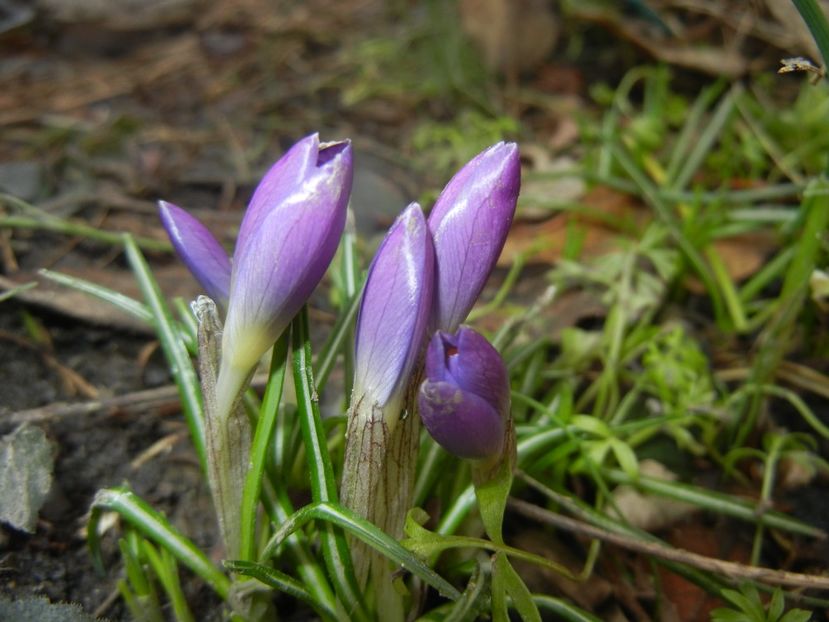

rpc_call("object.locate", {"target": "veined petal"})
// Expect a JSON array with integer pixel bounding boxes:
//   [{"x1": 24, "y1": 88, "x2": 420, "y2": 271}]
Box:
[
  {"x1": 428, "y1": 142, "x2": 520, "y2": 332},
  {"x1": 235, "y1": 133, "x2": 320, "y2": 252},
  {"x1": 353, "y1": 203, "x2": 435, "y2": 407},
  {"x1": 158, "y1": 200, "x2": 231, "y2": 306},
  {"x1": 444, "y1": 327, "x2": 510, "y2": 416},
  {"x1": 222, "y1": 139, "x2": 353, "y2": 373}
]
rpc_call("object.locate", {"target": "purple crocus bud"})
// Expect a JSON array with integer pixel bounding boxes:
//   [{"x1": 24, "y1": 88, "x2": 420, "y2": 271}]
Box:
[
  {"x1": 428, "y1": 142, "x2": 520, "y2": 332},
  {"x1": 353, "y1": 202, "x2": 435, "y2": 408},
  {"x1": 343, "y1": 202, "x2": 434, "y2": 588},
  {"x1": 418, "y1": 327, "x2": 509, "y2": 460},
  {"x1": 216, "y1": 135, "x2": 353, "y2": 409},
  {"x1": 158, "y1": 201, "x2": 232, "y2": 307}
]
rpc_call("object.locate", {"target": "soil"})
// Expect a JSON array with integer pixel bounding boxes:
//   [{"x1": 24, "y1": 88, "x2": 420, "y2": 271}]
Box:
[{"x1": 0, "y1": 302, "x2": 222, "y2": 620}]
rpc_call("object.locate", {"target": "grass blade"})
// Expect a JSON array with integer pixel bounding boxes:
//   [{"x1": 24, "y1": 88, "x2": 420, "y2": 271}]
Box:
[
  {"x1": 263, "y1": 502, "x2": 461, "y2": 601},
  {"x1": 123, "y1": 234, "x2": 206, "y2": 471},
  {"x1": 39, "y1": 269, "x2": 152, "y2": 323},
  {"x1": 671, "y1": 85, "x2": 739, "y2": 190},
  {"x1": 602, "y1": 468, "x2": 824, "y2": 538},
  {"x1": 89, "y1": 487, "x2": 229, "y2": 599},
  {"x1": 314, "y1": 283, "x2": 363, "y2": 392},
  {"x1": 291, "y1": 307, "x2": 368, "y2": 620},
  {"x1": 224, "y1": 560, "x2": 338, "y2": 620},
  {"x1": 240, "y1": 334, "x2": 290, "y2": 562}
]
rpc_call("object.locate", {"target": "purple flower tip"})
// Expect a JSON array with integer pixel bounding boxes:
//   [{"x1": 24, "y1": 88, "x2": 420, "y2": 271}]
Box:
[
  {"x1": 158, "y1": 200, "x2": 231, "y2": 306},
  {"x1": 222, "y1": 134, "x2": 353, "y2": 373},
  {"x1": 428, "y1": 142, "x2": 521, "y2": 332},
  {"x1": 353, "y1": 203, "x2": 435, "y2": 408},
  {"x1": 418, "y1": 327, "x2": 509, "y2": 459}
]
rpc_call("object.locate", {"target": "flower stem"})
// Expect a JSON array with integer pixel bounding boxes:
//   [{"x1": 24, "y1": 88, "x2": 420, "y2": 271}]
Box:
[{"x1": 195, "y1": 297, "x2": 251, "y2": 562}]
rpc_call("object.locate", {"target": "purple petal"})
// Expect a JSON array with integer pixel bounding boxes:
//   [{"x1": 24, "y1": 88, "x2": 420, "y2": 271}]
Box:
[
  {"x1": 354, "y1": 203, "x2": 435, "y2": 407},
  {"x1": 235, "y1": 133, "x2": 320, "y2": 253},
  {"x1": 423, "y1": 331, "x2": 452, "y2": 384},
  {"x1": 158, "y1": 200, "x2": 231, "y2": 305},
  {"x1": 428, "y1": 142, "x2": 520, "y2": 332},
  {"x1": 444, "y1": 327, "x2": 510, "y2": 417},
  {"x1": 418, "y1": 380, "x2": 505, "y2": 459},
  {"x1": 222, "y1": 139, "x2": 353, "y2": 371}
]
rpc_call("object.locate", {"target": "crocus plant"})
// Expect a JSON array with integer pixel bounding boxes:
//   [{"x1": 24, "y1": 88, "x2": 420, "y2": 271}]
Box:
[
  {"x1": 341, "y1": 142, "x2": 520, "y2": 617},
  {"x1": 90, "y1": 137, "x2": 529, "y2": 622},
  {"x1": 160, "y1": 134, "x2": 353, "y2": 562}
]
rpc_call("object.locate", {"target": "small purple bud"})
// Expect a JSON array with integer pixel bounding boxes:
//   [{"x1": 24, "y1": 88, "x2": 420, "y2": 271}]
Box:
[
  {"x1": 158, "y1": 201, "x2": 231, "y2": 306},
  {"x1": 428, "y1": 142, "x2": 521, "y2": 332},
  {"x1": 353, "y1": 203, "x2": 434, "y2": 408},
  {"x1": 221, "y1": 135, "x2": 352, "y2": 383},
  {"x1": 418, "y1": 327, "x2": 509, "y2": 460}
]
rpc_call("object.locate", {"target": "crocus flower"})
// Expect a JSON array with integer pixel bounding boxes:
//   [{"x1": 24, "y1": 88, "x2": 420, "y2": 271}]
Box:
[
  {"x1": 222, "y1": 135, "x2": 352, "y2": 377},
  {"x1": 418, "y1": 327, "x2": 509, "y2": 460},
  {"x1": 352, "y1": 202, "x2": 435, "y2": 409},
  {"x1": 428, "y1": 142, "x2": 520, "y2": 332},
  {"x1": 159, "y1": 133, "x2": 353, "y2": 414},
  {"x1": 343, "y1": 203, "x2": 434, "y2": 590}
]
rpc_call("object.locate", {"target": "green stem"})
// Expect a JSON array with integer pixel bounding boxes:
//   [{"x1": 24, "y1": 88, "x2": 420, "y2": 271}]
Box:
[
  {"x1": 291, "y1": 308, "x2": 368, "y2": 621},
  {"x1": 239, "y1": 335, "x2": 289, "y2": 562}
]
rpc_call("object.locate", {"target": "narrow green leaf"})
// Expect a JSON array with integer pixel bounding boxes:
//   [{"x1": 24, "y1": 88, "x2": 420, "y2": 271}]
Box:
[
  {"x1": 224, "y1": 560, "x2": 337, "y2": 620},
  {"x1": 736, "y1": 178, "x2": 829, "y2": 445},
  {"x1": 665, "y1": 80, "x2": 726, "y2": 185},
  {"x1": 671, "y1": 85, "x2": 739, "y2": 190},
  {"x1": 608, "y1": 438, "x2": 639, "y2": 480},
  {"x1": 39, "y1": 269, "x2": 152, "y2": 323},
  {"x1": 534, "y1": 596, "x2": 603, "y2": 622},
  {"x1": 494, "y1": 553, "x2": 541, "y2": 622},
  {"x1": 314, "y1": 282, "x2": 363, "y2": 392},
  {"x1": 142, "y1": 539, "x2": 195, "y2": 622},
  {"x1": 88, "y1": 487, "x2": 229, "y2": 599},
  {"x1": 240, "y1": 335, "x2": 289, "y2": 562},
  {"x1": 0, "y1": 214, "x2": 169, "y2": 252},
  {"x1": 123, "y1": 235, "x2": 206, "y2": 471},
  {"x1": 258, "y1": 479, "x2": 338, "y2": 617},
  {"x1": 445, "y1": 560, "x2": 490, "y2": 622},
  {"x1": 768, "y1": 588, "x2": 785, "y2": 621},
  {"x1": 603, "y1": 469, "x2": 824, "y2": 538},
  {"x1": 612, "y1": 142, "x2": 727, "y2": 326},
  {"x1": 291, "y1": 309, "x2": 368, "y2": 620},
  {"x1": 720, "y1": 586, "x2": 764, "y2": 619},
  {"x1": 710, "y1": 608, "x2": 751, "y2": 622},
  {"x1": 263, "y1": 502, "x2": 461, "y2": 601},
  {"x1": 0, "y1": 280, "x2": 37, "y2": 304},
  {"x1": 780, "y1": 610, "x2": 814, "y2": 622}
]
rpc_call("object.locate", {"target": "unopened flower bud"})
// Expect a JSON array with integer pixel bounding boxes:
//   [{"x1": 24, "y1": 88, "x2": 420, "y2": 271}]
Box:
[
  {"x1": 418, "y1": 327, "x2": 509, "y2": 459},
  {"x1": 428, "y1": 142, "x2": 520, "y2": 332}
]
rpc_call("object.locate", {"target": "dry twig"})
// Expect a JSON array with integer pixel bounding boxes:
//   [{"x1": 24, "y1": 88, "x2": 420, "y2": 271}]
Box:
[{"x1": 508, "y1": 497, "x2": 829, "y2": 591}]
